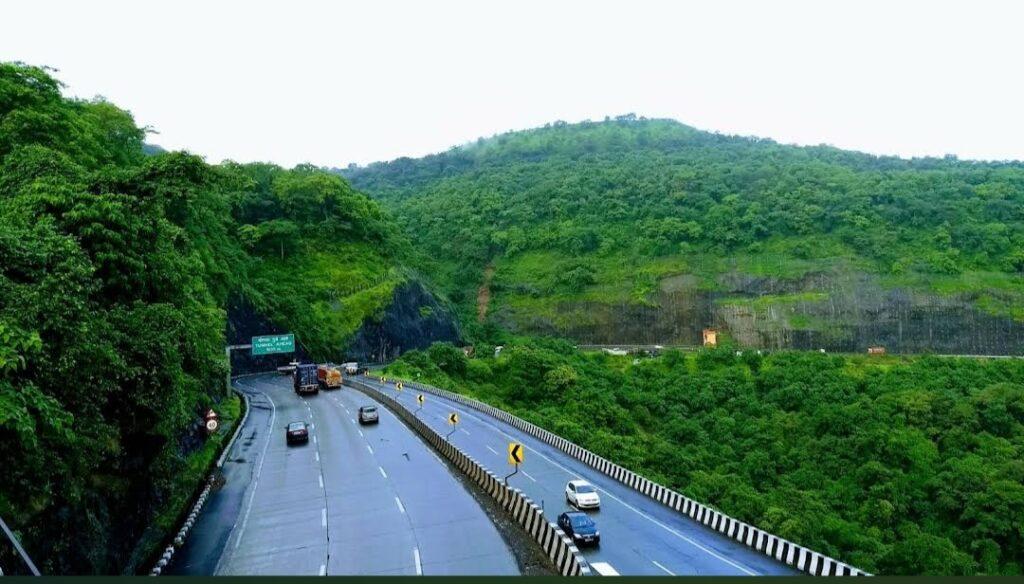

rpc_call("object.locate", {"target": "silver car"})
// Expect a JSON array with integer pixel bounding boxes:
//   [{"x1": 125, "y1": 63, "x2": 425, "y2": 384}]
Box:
[{"x1": 358, "y1": 405, "x2": 379, "y2": 425}]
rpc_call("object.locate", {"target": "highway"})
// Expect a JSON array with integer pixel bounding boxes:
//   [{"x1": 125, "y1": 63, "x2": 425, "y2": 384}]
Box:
[
  {"x1": 169, "y1": 374, "x2": 519, "y2": 575},
  {"x1": 357, "y1": 376, "x2": 799, "y2": 576}
]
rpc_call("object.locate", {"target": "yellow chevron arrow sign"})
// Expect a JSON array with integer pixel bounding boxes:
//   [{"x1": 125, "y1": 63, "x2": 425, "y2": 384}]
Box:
[{"x1": 507, "y1": 442, "x2": 524, "y2": 465}]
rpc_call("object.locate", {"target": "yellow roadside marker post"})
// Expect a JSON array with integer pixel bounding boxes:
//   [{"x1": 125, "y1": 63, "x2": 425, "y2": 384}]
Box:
[
  {"x1": 446, "y1": 412, "x2": 459, "y2": 440},
  {"x1": 505, "y1": 442, "x2": 524, "y2": 484},
  {"x1": 415, "y1": 393, "x2": 425, "y2": 417}
]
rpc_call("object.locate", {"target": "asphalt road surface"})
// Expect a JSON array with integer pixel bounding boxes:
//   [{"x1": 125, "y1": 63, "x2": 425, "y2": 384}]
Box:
[
  {"x1": 357, "y1": 377, "x2": 800, "y2": 576},
  {"x1": 170, "y1": 373, "x2": 519, "y2": 576}
]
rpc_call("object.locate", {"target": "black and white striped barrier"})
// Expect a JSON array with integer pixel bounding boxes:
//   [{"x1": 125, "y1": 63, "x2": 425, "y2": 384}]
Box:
[
  {"x1": 150, "y1": 387, "x2": 251, "y2": 576},
  {"x1": 347, "y1": 378, "x2": 590, "y2": 576},
  {"x1": 371, "y1": 375, "x2": 868, "y2": 577}
]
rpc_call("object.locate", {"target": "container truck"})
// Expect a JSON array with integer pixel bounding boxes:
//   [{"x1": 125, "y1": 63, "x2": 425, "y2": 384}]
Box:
[{"x1": 293, "y1": 363, "x2": 319, "y2": 395}]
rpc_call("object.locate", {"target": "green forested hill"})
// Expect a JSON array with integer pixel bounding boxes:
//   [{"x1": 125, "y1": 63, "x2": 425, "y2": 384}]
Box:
[
  {"x1": 344, "y1": 116, "x2": 1024, "y2": 351},
  {"x1": 0, "y1": 63, "x2": 405, "y2": 573}
]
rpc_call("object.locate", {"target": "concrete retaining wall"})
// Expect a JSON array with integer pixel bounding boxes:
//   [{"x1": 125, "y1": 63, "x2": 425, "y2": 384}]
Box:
[
  {"x1": 373, "y1": 375, "x2": 868, "y2": 577},
  {"x1": 347, "y1": 378, "x2": 590, "y2": 576}
]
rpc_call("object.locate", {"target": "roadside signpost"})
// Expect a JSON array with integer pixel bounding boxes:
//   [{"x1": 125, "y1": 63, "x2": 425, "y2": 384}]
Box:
[
  {"x1": 204, "y1": 409, "x2": 219, "y2": 434},
  {"x1": 396, "y1": 381, "x2": 404, "y2": 391},
  {"x1": 251, "y1": 334, "x2": 295, "y2": 356},
  {"x1": 446, "y1": 412, "x2": 459, "y2": 440},
  {"x1": 506, "y1": 442, "x2": 524, "y2": 484},
  {"x1": 415, "y1": 393, "x2": 425, "y2": 417}
]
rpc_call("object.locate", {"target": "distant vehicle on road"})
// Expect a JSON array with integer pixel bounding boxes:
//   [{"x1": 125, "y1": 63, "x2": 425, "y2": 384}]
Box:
[
  {"x1": 565, "y1": 479, "x2": 601, "y2": 509},
  {"x1": 317, "y1": 365, "x2": 342, "y2": 390},
  {"x1": 293, "y1": 363, "x2": 319, "y2": 395},
  {"x1": 557, "y1": 511, "x2": 600, "y2": 547},
  {"x1": 285, "y1": 421, "x2": 309, "y2": 445},
  {"x1": 341, "y1": 362, "x2": 359, "y2": 375},
  {"x1": 358, "y1": 405, "x2": 379, "y2": 424}
]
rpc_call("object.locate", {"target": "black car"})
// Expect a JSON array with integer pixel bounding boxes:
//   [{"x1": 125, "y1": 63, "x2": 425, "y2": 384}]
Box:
[
  {"x1": 285, "y1": 421, "x2": 309, "y2": 445},
  {"x1": 557, "y1": 511, "x2": 600, "y2": 547}
]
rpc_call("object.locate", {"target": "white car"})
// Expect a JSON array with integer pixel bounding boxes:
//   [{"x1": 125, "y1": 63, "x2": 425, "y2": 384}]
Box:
[{"x1": 565, "y1": 479, "x2": 601, "y2": 509}]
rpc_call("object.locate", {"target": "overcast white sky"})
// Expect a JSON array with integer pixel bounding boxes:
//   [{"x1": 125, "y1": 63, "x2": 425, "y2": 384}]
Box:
[{"x1": 2, "y1": 0, "x2": 1022, "y2": 167}]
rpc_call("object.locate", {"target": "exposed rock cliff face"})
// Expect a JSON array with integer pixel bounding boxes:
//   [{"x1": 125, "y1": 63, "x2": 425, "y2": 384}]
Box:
[
  {"x1": 226, "y1": 281, "x2": 460, "y2": 372},
  {"x1": 346, "y1": 280, "x2": 462, "y2": 362},
  {"x1": 501, "y1": 270, "x2": 1024, "y2": 355}
]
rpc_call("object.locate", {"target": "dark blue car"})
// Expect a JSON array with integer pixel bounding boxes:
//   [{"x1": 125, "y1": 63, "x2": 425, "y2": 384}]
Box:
[{"x1": 557, "y1": 511, "x2": 600, "y2": 547}]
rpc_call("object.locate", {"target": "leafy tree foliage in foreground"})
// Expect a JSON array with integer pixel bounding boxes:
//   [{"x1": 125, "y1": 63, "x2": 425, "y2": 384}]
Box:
[
  {"x1": 0, "y1": 63, "x2": 402, "y2": 573},
  {"x1": 387, "y1": 340, "x2": 1024, "y2": 575}
]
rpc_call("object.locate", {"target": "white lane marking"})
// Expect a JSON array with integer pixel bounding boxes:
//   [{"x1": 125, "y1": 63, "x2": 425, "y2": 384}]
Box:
[
  {"x1": 381, "y1": 381, "x2": 759, "y2": 576},
  {"x1": 321, "y1": 508, "x2": 327, "y2": 527},
  {"x1": 311, "y1": 423, "x2": 315, "y2": 430},
  {"x1": 379, "y1": 466, "x2": 388, "y2": 479},
  {"x1": 485, "y1": 445, "x2": 499, "y2": 455},
  {"x1": 315, "y1": 451, "x2": 319, "y2": 462},
  {"x1": 652, "y1": 560, "x2": 675, "y2": 575},
  {"x1": 460, "y1": 428, "x2": 470, "y2": 435},
  {"x1": 431, "y1": 451, "x2": 444, "y2": 464},
  {"x1": 358, "y1": 429, "x2": 364, "y2": 437},
  {"x1": 367, "y1": 445, "x2": 373, "y2": 454},
  {"x1": 318, "y1": 474, "x2": 324, "y2": 489},
  {"x1": 313, "y1": 436, "x2": 317, "y2": 444},
  {"x1": 413, "y1": 547, "x2": 422, "y2": 575},
  {"x1": 233, "y1": 390, "x2": 276, "y2": 550},
  {"x1": 521, "y1": 470, "x2": 537, "y2": 482},
  {"x1": 319, "y1": 564, "x2": 326, "y2": 576},
  {"x1": 395, "y1": 497, "x2": 406, "y2": 514}
]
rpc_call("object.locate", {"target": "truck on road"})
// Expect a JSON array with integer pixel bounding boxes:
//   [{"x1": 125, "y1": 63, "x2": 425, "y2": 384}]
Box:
[
  {"x1": 293, "y1": 363, "x2": 319, "y2": 395},
  {"x1": 341, "y1": 362, "x2": 359, "y2": 375},
  {"x1": 317, "y1": 364, "x2": 342, "y2": 390}
]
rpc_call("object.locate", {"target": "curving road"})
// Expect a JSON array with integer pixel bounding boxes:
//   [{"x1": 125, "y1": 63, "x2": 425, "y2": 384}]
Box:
[
  {"x1": 357, "y1": 377, "x2": 799, "y2": 576},
  {"x1": 169, "y1": 373, "x2": 519, "y2": 576}
]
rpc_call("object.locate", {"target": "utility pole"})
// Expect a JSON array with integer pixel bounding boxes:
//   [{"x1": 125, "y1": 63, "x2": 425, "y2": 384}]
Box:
[{"x1": 225, "y1": 344, "x2": 252, "y2": 397}]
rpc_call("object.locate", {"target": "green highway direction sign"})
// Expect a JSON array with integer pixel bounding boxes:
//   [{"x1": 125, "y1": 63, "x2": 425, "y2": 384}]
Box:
[{"x1": 251, "y1": 334, "x2": 295, "y2": 356}]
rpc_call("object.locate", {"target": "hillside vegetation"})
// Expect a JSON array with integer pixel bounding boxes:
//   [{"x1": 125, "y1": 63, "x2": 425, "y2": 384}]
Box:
[
  {"x1": 344, "y1": 116, "x2": 1024, "y2": 351},
  {"x1": 386, "y1": 341, "x2": 1024, "y2": 575},
  {"x1": 0, "y1": 63, "x2": 404, "y2": 573}
]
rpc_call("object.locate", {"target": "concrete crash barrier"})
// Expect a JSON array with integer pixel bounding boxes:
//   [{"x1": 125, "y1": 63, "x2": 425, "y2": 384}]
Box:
[
  {"x1": 348, "y1": 378, "x2": 590, "y2": 577},
  {"x1": 371, "y1": 375, "x2": 869, "y2": 577},
  {"x1": 149, "y1": 386, "x2": 251, "y2": 576}
]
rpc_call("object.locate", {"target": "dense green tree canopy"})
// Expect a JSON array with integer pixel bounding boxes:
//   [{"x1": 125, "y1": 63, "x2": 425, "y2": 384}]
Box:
[
  {"x1": 0, "y1": 63, "x2": 403, "y2": 573},
  {"x1": 387, "y1": 341, "x2": 1024, "y2": 575},
  {"x1": 344, "y1": 117, "x2": 1024, "y2": 328}
]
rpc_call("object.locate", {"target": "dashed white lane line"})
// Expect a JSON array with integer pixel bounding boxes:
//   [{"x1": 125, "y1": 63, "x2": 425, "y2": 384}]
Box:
[
  {"x1": 319, "y1": 564, "x2": 326, "y2": 576},
  {"x1": 367, "y1": 445, "x2": 374, "y2": 454},
  {"x1": 379, "y1": 466, "x2": 388, "y2": 479},
  {"x1": 321, "y1": 508, "x2": 327, "y2": 527},
  {"x1": 395, "y1": 497, "x2": 406, "y2": 514},
  {"x1": 358, "y1": 429, "x2": 364, "y2": 437},
  {"x1": 413, "y1": 547, "x2": 422, "y2": 575},
  {"x1": 521, "y1": 470, "x2": 537, "y2": 482},
  {"x1": 377, "y1": 380, "x2": 759, "y2": 576},
  {"x1": 233, "y1": 390, "x2": 276, "y2": 550},
  {"x1": 315, "y1": 451, "x2": 319, "y2": 462},
  {"x1": 318, "y1": 474, "x2": 324, "y2": 489},
  {"x1": 311, "y1": 423, "x2": 315, "y2": 430},
  {"x1": 313, "y1": 436, "x2": 317, "y2": 444},
  {"x1": 460, "y1": 428, "x2": 470, "y2": 435},
  {"x1": 485, "y1": 445, "x2": 499, "y2": 455},
  {"x1": 652, "y1": 560, "x2": 674, "y2": 575}
]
